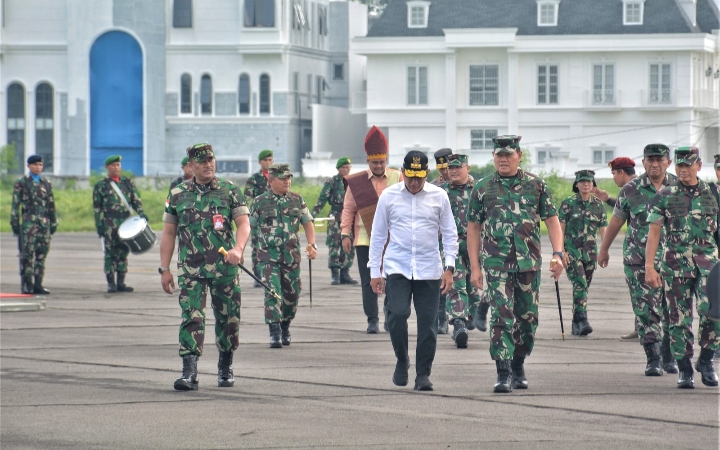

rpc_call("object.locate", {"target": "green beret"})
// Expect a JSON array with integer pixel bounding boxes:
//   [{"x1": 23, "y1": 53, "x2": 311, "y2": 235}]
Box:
[
  {"x1": 105, "y1": 155, "x2": 121, "y2": 166},
  {"x1": 258, "y1": 149, "x2": 273, "y2": 161},
  {"x1": 181, "y1": 156, "x2": 189, "y2": 166},
  {"x1": 336, "y1": 157, "x2": 351, "y2": 169}
]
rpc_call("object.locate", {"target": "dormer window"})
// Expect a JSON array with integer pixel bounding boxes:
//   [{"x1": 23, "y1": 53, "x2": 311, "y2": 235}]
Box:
[
  {"x1": 407, "y1": 1, "x2": 430, "y2": 28},
  {"x1": 537, "y1": 0, "x2": 560, "y2": 27},
  {"x1": 623, "y1": 0, "x2": 645, "y2": 25}
]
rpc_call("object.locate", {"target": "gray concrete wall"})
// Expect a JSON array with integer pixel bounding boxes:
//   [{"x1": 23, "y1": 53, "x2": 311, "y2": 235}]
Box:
[
  {"x1": 165, "y1": 93, "x2": 178, "y2": 117},
  {"x1": 215, "y1": 92, "x2": 237, "y2": 116},
  {"x1": 273, "y1": 92, "x2": 288, "y2": 117},
  {"x1": 63, "y1": 98, "x2": 87, "y2": 175}
]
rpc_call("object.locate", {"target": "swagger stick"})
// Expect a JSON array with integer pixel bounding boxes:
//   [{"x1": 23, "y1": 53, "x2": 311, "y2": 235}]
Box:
[
  {"x1": 309, "y1": 258, "x2": 313, "y2": 308},
  {"x1": 218, "y1": 247, "x2": 281, "y2": 300},
  {"x1": 551, "y1": 259, "x2": 565, "y2": 340}
]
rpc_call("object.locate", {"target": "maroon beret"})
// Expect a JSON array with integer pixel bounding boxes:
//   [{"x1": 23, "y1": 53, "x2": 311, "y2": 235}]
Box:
[{"x1": 608, "y1": 157, "x2": 636, "y2": 170}]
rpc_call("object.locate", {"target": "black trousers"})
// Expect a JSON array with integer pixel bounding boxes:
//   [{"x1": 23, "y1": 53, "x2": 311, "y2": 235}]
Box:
[
  {"x1": 385, "y1": 274, "x2": 441, "y2": 377},
  {"x1": 355, "y1": 246, "x2": 386, "y2": 323}
]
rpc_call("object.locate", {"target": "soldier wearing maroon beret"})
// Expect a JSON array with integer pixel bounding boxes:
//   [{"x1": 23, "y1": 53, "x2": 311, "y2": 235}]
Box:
[{"x1": 592, "y1": 156, "x2": 637, "y2": 208}]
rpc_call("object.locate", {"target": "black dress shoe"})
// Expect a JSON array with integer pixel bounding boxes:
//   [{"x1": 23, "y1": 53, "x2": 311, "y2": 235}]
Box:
[
  {"x1": 392, "y1": 360, "x2": 410, "y2": 386},
  {"x1": 413, "y1": 374, "x2": 433, "y2": 391},
  {"x1": 366, "y1": 319, "x2": 380, "y2": 334}
]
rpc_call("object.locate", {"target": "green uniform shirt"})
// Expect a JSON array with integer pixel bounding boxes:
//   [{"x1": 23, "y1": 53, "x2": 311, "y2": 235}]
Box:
[
  {"x1": 163, "y1": 177, "x2": 249, "y2": 278},
  {"x1": 244, "y1": 171, "x2": 270, "y2": 201},
  {"x1": 249, "y1": 191, "x2": 313, "y2": 265},
  {"x1": 647, "y1": 180, "x2": 719, "y2": 278},
  {"x1": 11, "y1": 175, "x2": 57, "y2": 231},
  {"x1": 93, "y1": 176, "x2": 147, "y2": 236},
  {"x1": 559, "y1": 194, "x2": 608, "y2": 262},
  {"x1": 467, "y1": 169, "x2": 557, "y2": 272},
  {"x1": 311, "y1": 174, "x2": 346, "y2": 218},
  {"x1": 613, "y1": 173, "x2": 676, "y2": 266},
  {"x1": 441, "y1": 178, "x2": 475, "y2": 258}
]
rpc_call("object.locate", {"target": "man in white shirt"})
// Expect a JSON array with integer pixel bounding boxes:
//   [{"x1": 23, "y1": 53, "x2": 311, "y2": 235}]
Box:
[{"x1": 369, "y1": 151, "x2": 458, "y2": 391}]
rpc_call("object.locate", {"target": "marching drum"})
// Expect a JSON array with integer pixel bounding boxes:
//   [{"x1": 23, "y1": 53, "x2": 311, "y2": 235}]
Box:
[{"x1": 118, "y1": 216, "x2": 157, "y2": 255}]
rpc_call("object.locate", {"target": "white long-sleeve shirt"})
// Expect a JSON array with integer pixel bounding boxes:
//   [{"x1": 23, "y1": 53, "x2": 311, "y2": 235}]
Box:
[{"x1": 369, "y1": 181, "x2": 458, "y2": 280}]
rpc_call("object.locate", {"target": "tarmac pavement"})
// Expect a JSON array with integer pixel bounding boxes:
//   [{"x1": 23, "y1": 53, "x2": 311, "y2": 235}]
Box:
[{"x1": 1, "y1": 232, "x2": 718, "y2": 449}]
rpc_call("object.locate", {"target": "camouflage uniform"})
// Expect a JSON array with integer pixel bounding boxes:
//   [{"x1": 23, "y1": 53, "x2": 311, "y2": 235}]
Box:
[
  {"x1": 312, "y1": 174, "x2": 354, "y2": 270},
  {"x1": 244, "y1": 171, "x2": 270, "y2": 279},
  {"x1": 169, "y1": 176, "x2": 188, "y2": 193},
  {"x1": 163, "y1": 177, "x2": 249, "y2": 356},
  {"x1": 10, "y1": 174, "x2": 58, "y2": 291},
  {"x1": 647, "y1": 179, "x2": 720, "y2": 360},
  {"x1": 249, "y1": 187, "x2": 314, "y2": 324},
  {"x1": 613, "y1": 172, "x2": 676, "y2": 345},
  {"x1": 467, "y1": 168, "x2": 558, "y2": 360},
  {"x1": 559, "y1": 193, "x2": 608, "y2": 314},
  {"x1": 93, "y1": 176, "x2": 147, "y2": 275}
]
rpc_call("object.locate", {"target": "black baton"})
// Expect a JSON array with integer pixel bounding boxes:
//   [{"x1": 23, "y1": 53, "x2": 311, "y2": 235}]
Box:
[{"x1": 218, "y1": 247, "x2": 281, "y2": 300}]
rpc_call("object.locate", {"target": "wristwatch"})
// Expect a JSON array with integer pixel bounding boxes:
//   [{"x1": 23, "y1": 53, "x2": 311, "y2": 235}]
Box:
[
  {"x1": 308, "y1": 243, "x2": 318, "y2": 250},
  {"x1": 158, "y1": 267, "x2": 171, "y2": 274},
  {"x1": 552, "y1": 251, "x2": 565, "y2": 259},
  {"x1": 445, "y1": 266, "x2": 455, "y2": 274}
]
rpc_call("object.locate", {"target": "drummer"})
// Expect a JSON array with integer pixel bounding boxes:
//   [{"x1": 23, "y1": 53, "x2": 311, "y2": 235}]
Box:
[{"x1": 93, "y1": 155, "x2": 149, "y2": 293}]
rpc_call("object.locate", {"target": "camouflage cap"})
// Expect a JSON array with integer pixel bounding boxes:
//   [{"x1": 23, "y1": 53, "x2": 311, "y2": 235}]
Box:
[
  {"x1": 104, "y1": 155, "x2": 121, "y2": 165},
  {"x1": 674, "y1": 146, "x2": 700, "y2": 166},
  {"x1": 574, "y1": 169, "x2": 595, "y2": 182},
  {"x1": 492, "y1": 135, "x2": 522, "y2": 154},
  {"x1": 447, "y1": 154, "x2": 469, "y2": 168},
  {"x1": 336, "y1": 157, "x2": 351, "y2": 169},
  {"x1": 643, "y1": 143, "x2": 670, "y2": 157},
  {"x1": 269, "y1": 163, "x2": 293, "y2": 179},
  {"x1": 186, "y1": 143, "x2": 214, "y2": 162},
  {"x1": 714, "y1": 154, "x2": 720, "y2": 169}
]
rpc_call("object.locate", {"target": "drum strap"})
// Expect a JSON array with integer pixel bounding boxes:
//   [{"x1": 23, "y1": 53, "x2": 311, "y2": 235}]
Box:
[{"x1": 110, "y1": 181, "x2": 136, "y2": 216}]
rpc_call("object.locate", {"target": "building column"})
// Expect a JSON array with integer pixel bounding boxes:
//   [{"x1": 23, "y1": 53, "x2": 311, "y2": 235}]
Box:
[
  {"x1": 507, "y1": 52, "x2": 519, "y2": 133},
  {"x1": 445, "y1": 51, "x2": 457, "y2": 150}
]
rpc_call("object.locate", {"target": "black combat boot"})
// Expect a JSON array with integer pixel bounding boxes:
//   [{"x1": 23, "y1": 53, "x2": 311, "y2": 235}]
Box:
[
  {"x1": 33, "y1": 275, "x2": 50, "y2": 295},
  {"x1": 494, "y1": 359, "x2": 513, "y2": 393},
  {"x1": 269, "y1": 323, "x2": 283, "y2": 348},
  {"x1": 473, "y1": 303, "x2": 490, "y2": 332},
  {"x1": 466, "y1": 305, "x2": 476, "y2": 331},
  {"x1": 330, "y1": 268, "x2": 341, "y2": 286},
  {"x1": 694, "y1": 348, "x2": 719, "y2": 387},
  {"x1": 662, "y1": 334, "x2": 678, "y2": 374},
  {"x1": 451, "y1": 318, "x2": 468, "y2": 348},
  {"x1": 437, "y1": 310, "x2": 449, "y2": 335},
  {"x1": 217, "y1": 351, "x2": 234, "y2": 387},
  {"x1": 511, "y1": 356, "x2": 528, "y2": 389},
  {"x1": 106, "y1": 273, "x2": 117, "y2": 293},
  {"x1": 174, "y1": 355, "x2": 199, "y2": 391},
  {"x1": 339, "y1": 268, "x2": 358, "y2": 285},
  {"x1": 22, "y1": 276, "x2": 34, "y2": 294},
  {"x1": 281, "y1": 320, "x2": 292, "y2": 346},
  {"x1": 677, "y1": 357, "x2": 694, "y2": 389},
  {"x1": 572, "y1": 312, "x2": 593, "y2": 336},
  {"x1": 116, "y1": 272, "x2": 134, "y2": 292},
  {"x1": 643, "y1": 342, "x2": 663, "y2": 376}
]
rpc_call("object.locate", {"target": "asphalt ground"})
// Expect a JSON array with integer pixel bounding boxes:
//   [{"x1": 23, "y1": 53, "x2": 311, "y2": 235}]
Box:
[{"x1": 1, "y1": 232, "x2": 718, "y2": 449}]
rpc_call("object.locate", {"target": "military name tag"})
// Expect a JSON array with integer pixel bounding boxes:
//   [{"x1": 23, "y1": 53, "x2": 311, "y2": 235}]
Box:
[{"x1": 213, "y1": 214, "x2": 224, "y2": 230}]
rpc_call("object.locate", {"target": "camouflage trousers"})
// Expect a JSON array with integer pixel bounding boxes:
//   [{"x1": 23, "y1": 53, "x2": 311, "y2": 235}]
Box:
[
  {"x1": 102, "y1": 229, "x2": 129, "y2": 275},
  {"x1": 485, "y1": 269, "x2": 540, "y2": 360},
  {"x1": 624, "y1": 265, "x2": 668, "y2": 346},
  {"x1": 326, "y1": 219, "x2": 354, "y2": 270},
  {"x1": 177, "y1": 275, "x2": 242, "y2": 357},
  {"x1": 258, "y1": 261, "x2": 301, "y2": 324},
  {"x1": 19, "y1": 225, "x2": 51, "y2": 281},
  {"x1": 664, "y1": 273, "x2": 720, "y2": 360},
  {"x1": 445, "y1": 254, "x2": 483, "y2": 320},
  {"x1": 251, "y1": 234, "x2": 260, "y2": 277},
  {"x1": 565, "y1": 258, "x2": 596, "y2": 314}
]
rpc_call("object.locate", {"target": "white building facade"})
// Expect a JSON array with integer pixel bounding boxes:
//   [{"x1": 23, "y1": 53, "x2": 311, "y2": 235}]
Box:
[{"x1": 352, "y1": 0, "x2": 720, "y2": 176}]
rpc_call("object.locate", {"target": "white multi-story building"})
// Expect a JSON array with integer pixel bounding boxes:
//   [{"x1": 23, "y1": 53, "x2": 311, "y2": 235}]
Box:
[
  {"x1": 1, "y1": 0, "x2": 367, "y2": 176},
  {"x1": 352, "y1": 0, "x2": 720, "y2": 176}
]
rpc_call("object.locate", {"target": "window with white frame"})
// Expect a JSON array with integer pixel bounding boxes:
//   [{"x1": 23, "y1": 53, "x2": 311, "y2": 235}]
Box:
[
  {"x1": 293, "y1": 1, "x2": 309, "y2": 30},
  {"x1": 623, "y1": 0, "x2": 644, "y2": 25},
  {"x1": 6, "y1": 82, "x2": 25, "y2": 173},
  {"x1": 260, "y1": 74, "x2": 271, "y2": 114},
  {"x1": 245, "y1": 0, "x2": 275, "y2": 28},
  {"x1": 173, "y1": 0, "x2": 192, "y2": 28},
  {"x1": 537, "y1": 64, "x2": 558, "y2": 104},
  {"x1": 35, "y1": 82, "x2": 54, "y2": 171},
  {"x1": 649, "y1": 63, "x2": 671, "y2": 104},
  {"x1": 200, "y1": 74, "x2": 212, "y2": 115},
  {"x1": 407, "y1": 1, "x2": 430, "y2": 28},
  {"x1": 333, "y1": 63, "x2": 344, "y2": 80},
  {"x1": 593, "y1": 148, "x2": 615, "y2": 164},
  {"x1": 537, "y1": 150, "x2": 547, "y2": 164},
  {"x1": 317, "y1": 4, "x2": 327, "y2": 36},
  {"x1": 180, "y1": 73, "x2": 192, "y2": 114},
  {"x1": 238, "y1": 74, "x2": 251, "y2": 114},
  {"x1": 469, "y1": 65, "x2": 499, "y2": 106},
  {"x1": 470, "y1": 129, "x2": 497, "y2": 150},
  {"x1": 592, "y1": 64, "x2": 615, "y2": 105},
  {"x1": 537, "y1": 1, "x2": 559, "y2": 26},
  {"x1": 407, "y1": 66, "x2": 428, "y2": 105}
]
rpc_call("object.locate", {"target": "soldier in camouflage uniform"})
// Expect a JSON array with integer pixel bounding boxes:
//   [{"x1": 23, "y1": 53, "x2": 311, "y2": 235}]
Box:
[
  {"x1": 559, "y1": 170, "x2": 608, "y2": 336},
  {"x1": 311, "y1": 157, "x2": 357, "y2": 286},
  {"x1": 714, "y1": 154, "x2": 720, "y2": 182},
  {"x1": 10, "y1": 155, "x2": 58, "y2": 294},
  {"x1": 160, "y1": 143, "x2": 250, "y2": 391},
  {"x1": 93, "y1": 155, "x2": 148, "y2": 293},
  {"x1": 249, "y1": 163, "x2": 317, "y2": 348},
  {"x1": 168, "y1": 156, "x2": 193, "y2": 193},
  {"x1": 646, "y1": 146, "x2": 720, "y2": 389},
  {"x1": 245, "y1": 149, "x2": 274, "y2": 287},
  {"x1": 430, "y1": 148, "x2": 452, "y2": 333},
  {"x1": 467, "y1": 135, "x2": 565, "y2": 393},
  {"x1": 599, "y1": 143, "x2": 678, "y2": 376}
]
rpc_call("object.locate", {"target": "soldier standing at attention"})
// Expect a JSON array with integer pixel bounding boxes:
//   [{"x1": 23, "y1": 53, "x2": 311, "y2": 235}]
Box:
[
  {"x1": 10, "y1": 155, "x2": 58, "y2": 294},
  {"x1": 598, "y1": 144, "x2": 678, "y2": 376},
  {"x1": 169, "y1": 156, "x2": 194, "y2": 193},
  {"x1": 245, "y1": 149, "x2": 274, "y2": 287},
  {"x1": 93, "y1": 155, "x2": 148, "y2": 293},
  {"x1": 467, "y1": 135, "x2": 565, "y2": 393},
  {"x1": 645, "y1": 146, "x2": 720, "y2": 388},
  {"x1": 161, "y1": 143, "x2": 250, "y2": 391},
  {"x1": 311, "y1": 157, "x2": 358, "y2": 286},
  {"x1": 559, "y1": 170, "x2": 607, "y2": 336},
  {"x1": 249, "y1": 164, "x2": 317, "y2": 348}
]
